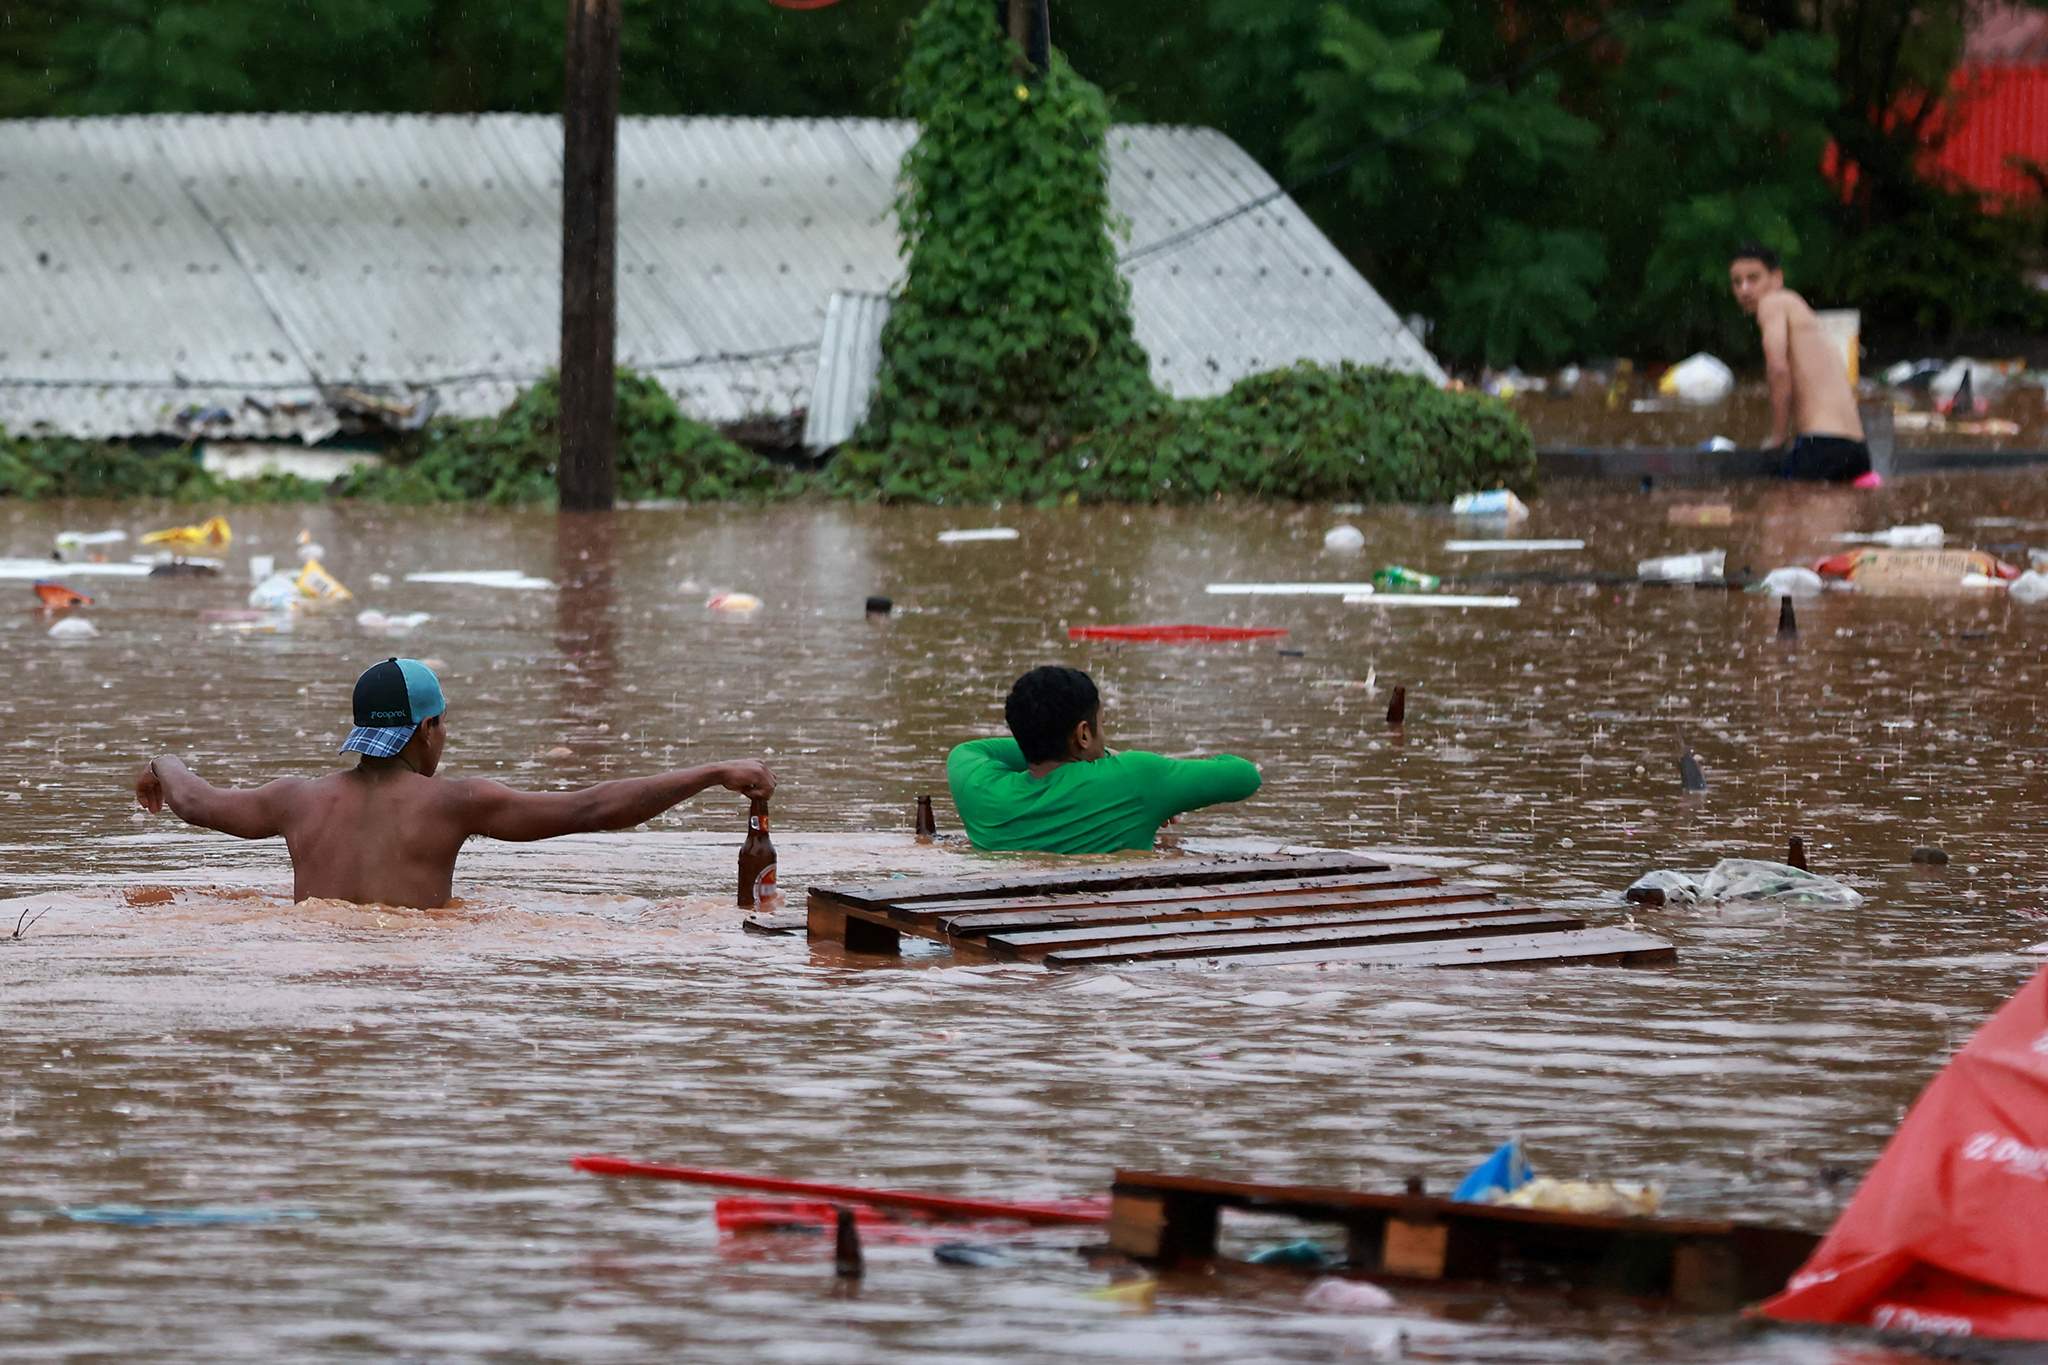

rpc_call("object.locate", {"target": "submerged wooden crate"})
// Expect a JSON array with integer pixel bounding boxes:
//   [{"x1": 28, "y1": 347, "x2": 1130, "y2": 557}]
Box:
[
  {"x1": 805, "y1": 853, "x2": 1674, "y2": 969},
  {"x1": 1108, "y1": 1170, "x2": 1818, "y2": 1312}
]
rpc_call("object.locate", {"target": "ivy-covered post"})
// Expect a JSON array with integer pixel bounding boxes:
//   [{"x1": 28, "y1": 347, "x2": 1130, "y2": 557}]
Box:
[
  {"x1": 558, "y1": 0, "x2": 620, "y2": 511},
  {"x1": 998, "y1": 0, "x2": 1050, "y2": 76},
  {"x1": 850, "y1": 0, "x2": 1156, "y2": 498}
]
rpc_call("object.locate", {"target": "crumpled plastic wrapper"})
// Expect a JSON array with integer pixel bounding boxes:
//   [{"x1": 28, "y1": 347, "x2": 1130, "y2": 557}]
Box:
[
  {"x1": 1626, "y1": 858, "x2": 1863, "y2": 907},
  {"x1": 1494, "y1": 1177, "x2": 1662, "y2": 1217}
]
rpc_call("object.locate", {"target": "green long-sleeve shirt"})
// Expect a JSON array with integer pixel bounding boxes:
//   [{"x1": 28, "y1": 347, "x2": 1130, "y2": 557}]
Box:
[{"x1": 945, "y1": 737, "x2": 1262, "y2": 854}]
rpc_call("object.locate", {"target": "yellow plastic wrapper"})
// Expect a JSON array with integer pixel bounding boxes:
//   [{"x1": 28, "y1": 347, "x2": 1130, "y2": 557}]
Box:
[
  {"x1": 295, "y1": 558, "x2": 353, "y2": 603},
  {"x1": 1084, "y1": 1278, "x2": 1157, "y2": 1308},
  {"x1": 141, "y1": 515, "x2": 232, "y2": 553},
  {"x1": 1495, "y1": 1177, "x2": 1662, "y2": 1217}
]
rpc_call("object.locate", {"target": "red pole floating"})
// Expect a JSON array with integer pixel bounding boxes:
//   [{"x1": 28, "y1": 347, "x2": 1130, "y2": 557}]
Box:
[{"x1": 570, "y1": 1155, "x2": 1109, "y2": 1226}]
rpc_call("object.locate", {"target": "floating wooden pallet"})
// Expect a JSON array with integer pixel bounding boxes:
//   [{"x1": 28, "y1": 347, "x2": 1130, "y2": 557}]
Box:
[
  {"x1": 1108, "y1": 1170, "x2": 1818, "y2": 1312},
  {"x1": 805, "y1": 853, "x2": 1674, "y2": 969}
]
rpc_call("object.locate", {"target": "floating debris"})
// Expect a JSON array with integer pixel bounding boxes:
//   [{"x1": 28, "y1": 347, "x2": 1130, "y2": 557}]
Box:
[
  {"x1": 404, "y1": 570, "x2": 555, "y2": 590},
  {"x1": 1444, "y1": 539, "x2": 1583, "y2": 552},
  {"x1": 1342, "y1": 592, "x2": 1521, "y2": 609},
  {"x1": 58, "y1": 1204, "x2": 318, "y2": 1228}
]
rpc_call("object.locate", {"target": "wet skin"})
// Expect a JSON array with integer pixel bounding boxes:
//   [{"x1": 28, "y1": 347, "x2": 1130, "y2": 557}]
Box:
[
  {"x1": 135, "y1": 715, "x2": 774, "y2": 909},
  {"x1": 1729, "y1": 258, "x2": 1864, "y2": 448}
]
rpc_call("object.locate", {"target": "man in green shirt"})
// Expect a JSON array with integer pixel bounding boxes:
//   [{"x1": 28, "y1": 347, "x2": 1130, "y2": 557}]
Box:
[{"x1": 947, "y1": 665, "x2": 1262, "y2": 854}]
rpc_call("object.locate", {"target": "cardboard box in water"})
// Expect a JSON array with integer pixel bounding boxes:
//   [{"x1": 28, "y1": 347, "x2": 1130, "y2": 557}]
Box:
[
  {"x1": 1667, "y1": 502, "x2": 1734, "y2": 528},
  {"x1": 1820, "y1": 547, "x2": 2009, "y2": 595}
]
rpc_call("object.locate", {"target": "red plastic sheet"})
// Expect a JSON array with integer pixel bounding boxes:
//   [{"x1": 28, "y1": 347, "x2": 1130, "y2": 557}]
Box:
[
  {"x1": 32, "y1": 581, "x2": 92, "y2": 608},
  {"x1": 1756, "y1": 966, "x2": 2048, "y2": 1340},
  {"x1": 1066, "y1": 625, "x2": 1288, "y2": 643}
]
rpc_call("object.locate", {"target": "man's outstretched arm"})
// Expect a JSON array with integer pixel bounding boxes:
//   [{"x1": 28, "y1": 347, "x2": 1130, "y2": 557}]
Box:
[
  {"x1": 135, "y1": 756, "x2": 300, "y2": 840},
  {"x1": 1130, "y1": 751, "x2": 1262, "y2": 822},
  {"x1": 457, "y1": 760, "x2": 775, "y2": 843}
]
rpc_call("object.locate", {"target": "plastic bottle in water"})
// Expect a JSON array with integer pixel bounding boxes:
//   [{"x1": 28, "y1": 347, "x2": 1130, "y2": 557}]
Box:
[
  {"x1": 1636, "y1": 549, "x2": 1727, "y2": 582},
  {"x1": 1372, "y1": 565, "x2": 1441, "y2": 591},
  {"x1": 1451, "y1": 489, "x2": 1529, "y2": 520}
]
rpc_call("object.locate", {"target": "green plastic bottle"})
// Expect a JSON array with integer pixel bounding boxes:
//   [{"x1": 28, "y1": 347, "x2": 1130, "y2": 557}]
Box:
[{"x1": 1372, "y1": 565, "x2": 1440, "y2": 591}]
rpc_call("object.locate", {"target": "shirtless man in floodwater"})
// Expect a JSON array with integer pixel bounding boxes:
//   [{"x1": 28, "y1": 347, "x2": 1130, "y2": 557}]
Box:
[
  {"x1": 134, "y1": 657, "x2": 775, "y2": 909},
  {"x1": 1729, "y1": 243, "x2": 1872, "y2": 483}
]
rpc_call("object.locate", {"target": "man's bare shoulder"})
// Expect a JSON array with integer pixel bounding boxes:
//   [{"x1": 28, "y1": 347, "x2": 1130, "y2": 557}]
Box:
[
  {"x1": 1758, "y1": 288, "x2": 1814, "y2": 323},
  {"x1": 433, "y1": 775, "x2": 530, "y2": 816}
]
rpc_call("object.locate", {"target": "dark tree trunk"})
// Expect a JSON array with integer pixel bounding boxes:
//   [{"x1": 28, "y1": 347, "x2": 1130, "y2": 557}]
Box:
[{"x1": 559, "y1": 0, "x2": 620, "y2": 512}]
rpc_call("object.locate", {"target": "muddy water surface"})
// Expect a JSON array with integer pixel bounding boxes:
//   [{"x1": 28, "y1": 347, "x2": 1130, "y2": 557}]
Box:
[{"x1": 6, "y1": 477, "x2": 2048, "y2": 1362}]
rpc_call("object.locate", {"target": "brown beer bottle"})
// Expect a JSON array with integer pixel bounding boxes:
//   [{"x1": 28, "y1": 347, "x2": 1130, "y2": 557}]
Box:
[
  {"x1": 914, "y1": 795, "x2": 936, "y2": 843},
  {"x1": 737, "y1": 796, "x2": 778, "y2": 909}
]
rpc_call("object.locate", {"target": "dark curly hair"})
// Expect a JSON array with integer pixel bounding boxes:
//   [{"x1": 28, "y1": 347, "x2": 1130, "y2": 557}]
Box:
[
  {"x1": 1730, "y1": 243, "x2": 1781, "y2": 272},
  {"x1": 1004, "y1": 666, "x2": 1099, "y2": 764}
]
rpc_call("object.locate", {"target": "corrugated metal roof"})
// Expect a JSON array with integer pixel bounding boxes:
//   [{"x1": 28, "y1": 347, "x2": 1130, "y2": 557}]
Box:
[
  {"x1": 802, "y1": 291, "x2": 892, "y2": 452},
  {"x1": 1929, "y1": 65, "x2": 2048, "y2": 200},
  {"x1": 1967, "y1": 3, "x2": 2048, "y2": 62},
  {"x1": 0, "y1": 114, "x2": 1441, "y2": 443}
]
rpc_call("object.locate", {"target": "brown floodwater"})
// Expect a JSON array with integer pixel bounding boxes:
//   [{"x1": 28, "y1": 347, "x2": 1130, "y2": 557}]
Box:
[{"x1": 5, "y1": 477, "x2": 2048, "y2": 1362}]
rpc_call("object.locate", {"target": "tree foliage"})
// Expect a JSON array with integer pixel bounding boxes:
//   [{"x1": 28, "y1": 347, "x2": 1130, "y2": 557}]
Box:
[
  {"x1": 3, "y1": 0, "x2": 2042, "y2": 367},
  {"x1": 0, "y1": 0, "x2": 925, "y2": 119},
  {"x1": 855, "y1": 0, "x2": 1155, "y2": 463},
  {"x1": 1277, "y1": 0, "x2": 1841, "y2": 366},
  {"x1": 830, "y1": 0, "x2": 1531, "y2": 504}
]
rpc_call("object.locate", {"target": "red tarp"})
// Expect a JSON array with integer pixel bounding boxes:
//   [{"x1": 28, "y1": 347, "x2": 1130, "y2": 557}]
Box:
[
  {"x1": 1755, "y1": 966, "x2": 2048, "y2": 1340},
  {"x1": 1066, "y1": 625, "x2": 1288, "y2": 643}
]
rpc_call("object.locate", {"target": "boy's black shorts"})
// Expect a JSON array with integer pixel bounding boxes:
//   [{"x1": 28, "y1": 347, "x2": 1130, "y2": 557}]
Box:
[{"x1": 1779, "y1": 435, "x2": 1872, "y2": 482}]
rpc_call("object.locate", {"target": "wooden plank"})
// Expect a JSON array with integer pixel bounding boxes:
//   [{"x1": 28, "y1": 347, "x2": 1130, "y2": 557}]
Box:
[
  {"x1": 806, "y1": 893, "x2": 851, "y2": 944},
  {"x1": 1106, "y1": 1190, "x2": 1219, "y2": 1263},
  {"x1": 1111, "y1": 1172, "x2": 1739, "y2": 1241},
  {"x1": 1096, "y1": 928, "x2": 1677, "y2": 971},
  {"x1": 805, "y1": 894, "x2": 904, "y2": 954},
  {"x1": 1728, "y1": 1224, "x2": 1826, "y2": 1304},
  {"x1": 812, "y1": 852, "x2": 1387, "y2": 910},
  {"x1": 1383, "y1": 1218, "x2": 1450, "y2": 1278},
  {"x1": 1038, "y1": 912, "x2": 1586, "y2": 966},
  {"x1": 740, "y1": 910, "x2": 808, "y2": 936},
  {"x1": 954, "y1": 885, "x2": 1500, "y2": 940},
  {"x1": 1671, "y1": 1240, "x2": 1741, "y2": 1311},
  {"x1": 1106, "y1": 1191, "x2": 1170, "y2": 1259},
  {"x1": 982, "y1": 899, "x2": 1532, "y2": 956},
  {"x1": 908, "y1": 868, "x2": 1434, "y2": 917},
  {"x1": 1108, "y1": 1170, "x2": 1816, "y2": 1309}
]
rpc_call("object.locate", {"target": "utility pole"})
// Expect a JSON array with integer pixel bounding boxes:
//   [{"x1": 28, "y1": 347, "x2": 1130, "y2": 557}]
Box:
[
  {"x1": 997, "y1": 0, "x2": 1050, "y2": 77},
  {"x1": 559, "y1": 0, "x2": 620, "y2": 511}
]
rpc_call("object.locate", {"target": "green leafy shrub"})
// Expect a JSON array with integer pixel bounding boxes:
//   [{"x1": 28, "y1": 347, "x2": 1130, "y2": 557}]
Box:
[
  {"x1": 341, "y1": 368, "x2": 794, "y2": 504},
  {"x1": 832, "y1": 362, "x2": 1532, "y2": 504},
  {"x1": 0, "y1": 433, "x2": 325, "y2": 502},
  {"x1": 1079, "y1": 364, "x2": 1533, "y2": 504}
]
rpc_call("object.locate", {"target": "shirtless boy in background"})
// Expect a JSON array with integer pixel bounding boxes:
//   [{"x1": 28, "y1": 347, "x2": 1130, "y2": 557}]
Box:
[{"x1": 1728, "y1": 244, "x2": 1873, "y2": 483}]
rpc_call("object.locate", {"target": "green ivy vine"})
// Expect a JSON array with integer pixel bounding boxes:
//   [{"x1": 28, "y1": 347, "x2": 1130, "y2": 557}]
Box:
[{"x1": 829, "y1": 0, "x2": 1534, "y2": 504}]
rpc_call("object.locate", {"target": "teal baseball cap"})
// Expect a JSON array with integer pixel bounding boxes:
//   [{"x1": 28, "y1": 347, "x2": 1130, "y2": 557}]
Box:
[{"x1": 340, "y1": 657, "x2": 445, "y2": 759}]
